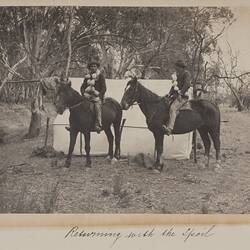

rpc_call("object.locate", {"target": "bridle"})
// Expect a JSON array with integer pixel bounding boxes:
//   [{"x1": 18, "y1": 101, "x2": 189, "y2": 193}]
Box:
[
  {"x1": 124, "y1": 81, "x2": 142, "y2": 107},
  {"x1": 56, "y1": 86, "x2": 85, "y2": 111}
]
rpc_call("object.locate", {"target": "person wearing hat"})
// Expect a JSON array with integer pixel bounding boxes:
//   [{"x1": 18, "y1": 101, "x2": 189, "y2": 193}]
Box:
[
  {"x1": 81, "y1": 59, "x2": 107, "y2": 133},
  {"x1": 162, "y1": 59, "x2": 192, "y2": 135}
]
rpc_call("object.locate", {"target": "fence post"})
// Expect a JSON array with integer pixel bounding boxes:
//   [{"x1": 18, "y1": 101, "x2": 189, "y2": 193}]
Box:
[
  {"x1": 192, "y1": 82, "x2": 198, "y2": 163},
  {"x1": 44, "y1": 117, "x2": 50, "y2": 147},
  {"x1": 119, "y1": 118, "x2": 126, "y2": 158},
  {"x1": 80, "y1": 133, "x2": 83, "y2": 156}
]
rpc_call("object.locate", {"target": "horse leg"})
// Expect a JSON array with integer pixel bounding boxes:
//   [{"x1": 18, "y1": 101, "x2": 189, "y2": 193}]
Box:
[
  {"x1": 209, "y1": 129, "x2": 221, "y2": 169},
  {"x1": 113, "y1": 119, "x2": 122, "y2": 160},
  {"x1": 83, "y1": 132, "x2": 91, "y2": 167},
  {"x1": 153, "y1": 132, "x2": 164, "y2": 172},
  {"x1": 197, "y1": 128, "x2": 211, "y2": 168},
  {"x1": 65, "y1": 130, "x2": 78, "y2": 168},
  {"x1": 104, "y1": 127, "x2": 114, "y2": 160}
]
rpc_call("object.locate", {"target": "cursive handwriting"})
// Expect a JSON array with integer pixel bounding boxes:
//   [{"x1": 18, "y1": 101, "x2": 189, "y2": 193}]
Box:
[
  {"x1": 64, "y1": 225, "x2": 217, "y2": 247},
  {"x1": 161, "y1": 227, "x2": 176, "y2": 237},
  {"x1": 125, "y1": 228, "x2": 155, "y2": 238},
  {"x1": 65, "y1": 226, "x2": 122, "y2": 246},
  {"x1": 182, "y1": 225, "x2": 216, "y2": 242}
]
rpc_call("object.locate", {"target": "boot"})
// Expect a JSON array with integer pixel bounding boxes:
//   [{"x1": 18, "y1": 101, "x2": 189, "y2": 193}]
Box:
[
  {"x1": 162, "y1": 125, "x2": 172, "y2": 136},
  {"x1": 95, "y1": 124, "x2": 102, "y2": 134},
  {"x1": 94, "y1": 101, "x2": 102, "y2": 134}
]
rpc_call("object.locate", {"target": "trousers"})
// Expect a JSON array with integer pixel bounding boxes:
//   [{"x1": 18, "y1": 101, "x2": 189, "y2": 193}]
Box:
[
  {"x1": 167, "y1": 96, "x2": 187, "y2": 130},
  {"x1": 94, "y1": 99, "x2": 102, "y2": 128}
]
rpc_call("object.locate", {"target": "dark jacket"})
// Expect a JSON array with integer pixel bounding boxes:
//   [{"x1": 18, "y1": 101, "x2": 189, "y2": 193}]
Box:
[
  {"x1": 169, "y1": 70, "x2": 191, "y2": 98},
  {"x1": 80, "y1": 73, "x2": 107, "y2": 101}
]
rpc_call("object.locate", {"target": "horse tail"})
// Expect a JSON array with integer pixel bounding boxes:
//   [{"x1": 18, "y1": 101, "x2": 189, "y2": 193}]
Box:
[
  {"x1": 191, "y1": 99, "x2": 221, "y2": 162},
  {"x1": 104, "y1": 97, "x2": 123, "y2": 121},
  {"x1": 195, "y1": 99, "x2": 221, "y2": 161}
]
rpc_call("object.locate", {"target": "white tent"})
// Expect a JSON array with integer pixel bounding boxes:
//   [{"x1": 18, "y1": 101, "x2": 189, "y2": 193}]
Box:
[{"x1": 53, "y1": 78, "x2": 193, "y2": 159}]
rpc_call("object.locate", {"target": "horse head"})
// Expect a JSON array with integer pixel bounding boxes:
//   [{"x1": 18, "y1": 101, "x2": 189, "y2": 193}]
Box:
[
  {"x1": 120, "y1": 76, "x2": 140, "y2": 110},
  {"x1": 54, "y1": 77, "x2": 73, "y2": 114}
]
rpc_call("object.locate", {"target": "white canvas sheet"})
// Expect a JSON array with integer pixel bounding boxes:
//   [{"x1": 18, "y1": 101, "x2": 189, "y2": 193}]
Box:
[{"x1": 53, "y1": 78, "x2": 193, "y2": 159}]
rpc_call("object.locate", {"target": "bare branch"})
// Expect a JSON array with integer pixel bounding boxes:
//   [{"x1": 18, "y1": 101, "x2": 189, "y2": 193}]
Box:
[
  {"x1": 212, "y1": 72, "x2": 250, "y2": 80},
  {"x1": 0, "y1": 54, "x2": 27, "y2": 94}
]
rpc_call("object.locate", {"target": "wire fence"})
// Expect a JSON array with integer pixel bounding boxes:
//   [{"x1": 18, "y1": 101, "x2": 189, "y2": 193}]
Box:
[{"x1": 0, "y1": 79, "x2": 54, "y2": 104}]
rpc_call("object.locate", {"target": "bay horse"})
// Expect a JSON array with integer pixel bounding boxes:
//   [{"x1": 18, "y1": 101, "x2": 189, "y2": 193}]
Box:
[
  {"x1": 120, "y1": 77, "x2": 221, "y2": 171},
  {"x1": 54, "y1": 78, "x2": 122, "y2": 168}
]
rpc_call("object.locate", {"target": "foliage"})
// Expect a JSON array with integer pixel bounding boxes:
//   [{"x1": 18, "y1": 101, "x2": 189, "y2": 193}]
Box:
[{"x1": 0, "y1": 6, "x2": 235, "y2": 81}]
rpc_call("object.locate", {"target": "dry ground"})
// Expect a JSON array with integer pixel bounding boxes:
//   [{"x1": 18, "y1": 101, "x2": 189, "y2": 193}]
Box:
[{"x1": 0, "y1": 103, "x2": 250, "y2": 213}]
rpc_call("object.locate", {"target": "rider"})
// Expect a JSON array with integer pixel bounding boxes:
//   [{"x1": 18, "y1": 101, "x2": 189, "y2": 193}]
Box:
[
  {"x1": 81, "y1": 59, "x2": 107, "y2": 133},
  {"x1": 162, "y1": 59, "x2": 191, "y2": 135}
]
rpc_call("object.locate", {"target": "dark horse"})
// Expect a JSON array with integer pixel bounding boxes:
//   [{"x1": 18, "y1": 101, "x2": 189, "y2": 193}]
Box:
[
  {"x1": 54, "y1": 78, "x2": 122, "y2": 168},
  {"x1": 120, "y1": 77, "x2": 221, "y2": 171}
]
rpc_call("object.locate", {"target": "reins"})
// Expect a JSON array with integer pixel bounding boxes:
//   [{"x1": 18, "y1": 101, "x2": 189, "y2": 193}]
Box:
[
  {"x1": 131, "y1": 101, "x2": 141, "y2": 106},
  {"x1": 68, "y1": 100, "x2": 85, "y2": 110},
  {"x1": 124, "y1": 80, "x2": 172, "y2": 109}
]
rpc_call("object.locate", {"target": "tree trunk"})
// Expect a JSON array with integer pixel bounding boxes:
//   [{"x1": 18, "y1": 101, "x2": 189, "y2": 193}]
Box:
[
  {"x1": 231, "y1": 87, "x2": 244, "y2": 111},
  {"x1": 65, "y1": 7, "x2": 74, "y2": 78},
  {"x1": 23, "y1": 13, "x2": 44, "y2": 138},
  {"x1": 24, "y1": 96, "x2": 42, "y2": 139},
  {"x1": 223, "y1": 80, "x2": 244, "y2": 111}
]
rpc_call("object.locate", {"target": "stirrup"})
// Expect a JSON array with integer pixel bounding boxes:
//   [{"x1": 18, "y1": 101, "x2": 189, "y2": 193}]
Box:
[
  {"x1": 162, "y1": 125, "x2": 172, "y2": 135},
  {"x1": 95, "y1": 126, "x2": 102, "y2": 134}
]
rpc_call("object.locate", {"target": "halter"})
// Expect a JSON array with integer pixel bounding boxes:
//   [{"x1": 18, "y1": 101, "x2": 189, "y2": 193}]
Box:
[{"x1": 124, "y1": 81, "x2": 142, "y2": 107}]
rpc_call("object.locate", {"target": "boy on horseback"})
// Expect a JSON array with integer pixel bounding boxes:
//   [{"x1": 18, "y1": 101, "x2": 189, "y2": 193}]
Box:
[
  {"x1": 162, "y1": 59, "x2": 191, "y2": 135},
  {"x1": 81, "y1": 59, "x2": 107, "y2": 133}
]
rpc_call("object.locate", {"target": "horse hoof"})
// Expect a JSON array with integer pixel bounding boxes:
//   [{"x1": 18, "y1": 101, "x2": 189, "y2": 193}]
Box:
[
  {"x1": 85, "y1": 162, "x2": 92, "y2": 168},
  {"x1": 152, "y1": 169, "x2": 161, "y2": 174},
  {"x1": 106, "y1": 155, "x2": 111, "y2": 161},
  {"x1": 152, "y1": 162, "x2": 163, "y2": 172},
  {"x1": 214, "y1": 162, "x2": 222, "y2": 172},
  {"x1": 159, "y1": 163, "x2": 164, "y2": 171},
  {"x1": 64, "y1": 161, "x2": 71, "y2": 168},
  {"x1": 111, "y1": 158, "x2": 118, "y2": 165}
]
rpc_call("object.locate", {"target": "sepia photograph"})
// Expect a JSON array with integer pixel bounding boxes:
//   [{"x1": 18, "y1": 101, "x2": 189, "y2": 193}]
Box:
[{"x1": 0, "y1": 3, "x2": 250, "y2": 214}]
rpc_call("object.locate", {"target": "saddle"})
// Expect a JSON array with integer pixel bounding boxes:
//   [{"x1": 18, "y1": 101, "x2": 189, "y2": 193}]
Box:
[
  {"x1": 179, "y1": 100, "x2": 192, "y2": 111},
  {"x1": 87, "y1": 97, "x2": 109, "y2": 113},
  {"x1": 165, "y1": 95, "x2": 192, "y2": 111}
]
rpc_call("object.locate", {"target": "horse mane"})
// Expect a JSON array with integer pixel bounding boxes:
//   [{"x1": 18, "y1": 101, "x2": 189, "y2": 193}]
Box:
[
  {"x1": 137, "y1": 81, "x2": 162, "y2": 103},
  {"x1": 67, "y1": 85, "x2": 90, "y2": 108},
  {"x1": 70, "y1": 86, "x2": 83, "y2": 100}
]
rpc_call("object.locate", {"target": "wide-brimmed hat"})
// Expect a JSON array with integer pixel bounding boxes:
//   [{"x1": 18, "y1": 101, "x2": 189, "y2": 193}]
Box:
[
  {"x1": 87, "y1": 60, "x2": 100, "y2": 69},
  {"x1": 175, "y1": 59, "x2": 187, "y2": 68}
]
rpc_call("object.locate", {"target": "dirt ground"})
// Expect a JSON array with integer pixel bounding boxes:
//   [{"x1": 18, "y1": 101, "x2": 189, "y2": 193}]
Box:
[{"x1": 0, "y1": 102, "x2": 250, "y2": 214}]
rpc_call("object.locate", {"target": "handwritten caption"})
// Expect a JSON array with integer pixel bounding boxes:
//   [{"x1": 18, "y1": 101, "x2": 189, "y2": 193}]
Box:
[{"x1": 64, "y1": 225, "x2": 216, "y2": 247}]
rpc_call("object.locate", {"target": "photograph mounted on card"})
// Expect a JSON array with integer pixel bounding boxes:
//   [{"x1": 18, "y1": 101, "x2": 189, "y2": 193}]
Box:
[
  {"x1": 0, "y1": 0, "x2": 250, "y2": 249},
  {"x1": 1, "y1": 0, "x2": 250, "y2": 225}
]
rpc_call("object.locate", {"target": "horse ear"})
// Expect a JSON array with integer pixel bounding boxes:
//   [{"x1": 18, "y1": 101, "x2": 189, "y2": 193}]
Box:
[{"x1": 130, "y1": 76, "x2": 138, "y2": 87}]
